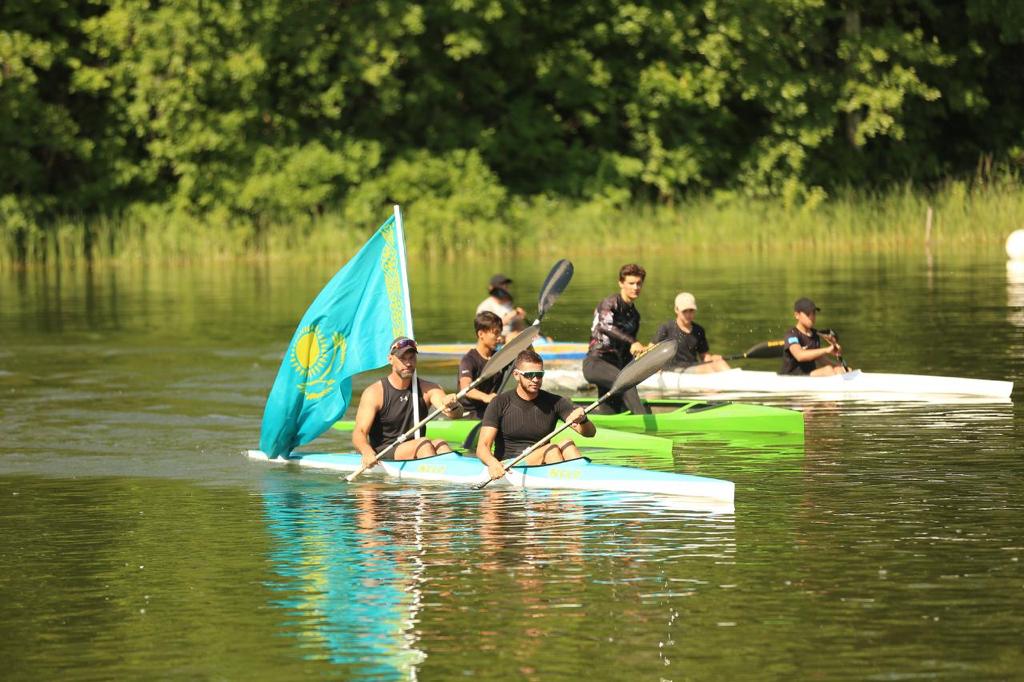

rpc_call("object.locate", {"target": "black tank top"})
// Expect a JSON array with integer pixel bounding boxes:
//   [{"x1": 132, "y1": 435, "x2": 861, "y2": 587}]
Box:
[{"x1": 368, "y1": 378, "x2": 429, "y2": 451}]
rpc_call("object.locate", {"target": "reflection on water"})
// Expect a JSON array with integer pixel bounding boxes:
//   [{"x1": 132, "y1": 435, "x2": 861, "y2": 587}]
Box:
[
  {"x1": 1008, "y1": 260, "x2": 1024, "y2": 328},
  {"x1": 263, "y1": 479, "x2": 426, "y2": 679},
  {"x1": 258, "y1": 473, "x2": 736, "y2": 679},
  {"x1": 3, "y1": 251, "x2": 1023, "y2": 679}
]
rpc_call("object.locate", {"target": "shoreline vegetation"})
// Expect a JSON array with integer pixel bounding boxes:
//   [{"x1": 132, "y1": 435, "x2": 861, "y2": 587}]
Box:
[
  {"x1": 2, "y1": 176, "x2": 1021, "y2": 267},
  {"x1": 6, "y1": 3, "x2": 1024, "y2": 268}
]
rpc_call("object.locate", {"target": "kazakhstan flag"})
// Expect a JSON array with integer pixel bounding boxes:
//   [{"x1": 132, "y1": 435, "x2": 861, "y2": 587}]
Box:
[{"x1": 259, "y1": 214, "x2": 411, "y2": 458}]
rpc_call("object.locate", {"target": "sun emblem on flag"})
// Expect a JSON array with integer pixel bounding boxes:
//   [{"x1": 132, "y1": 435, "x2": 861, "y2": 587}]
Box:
[{"x1": 291, "y1": 325, "x2": 347, "y2": 400}]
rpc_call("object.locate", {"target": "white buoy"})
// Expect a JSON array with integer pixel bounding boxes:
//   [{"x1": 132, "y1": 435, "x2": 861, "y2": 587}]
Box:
[{"x1": 1006, "y1": 229, "x2": 1024, "y2": 260}]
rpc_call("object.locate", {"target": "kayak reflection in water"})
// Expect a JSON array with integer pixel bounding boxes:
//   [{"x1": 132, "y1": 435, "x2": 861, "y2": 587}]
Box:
[{"x1": 779, "y1": 298, "x2": 850, "y2": 376}]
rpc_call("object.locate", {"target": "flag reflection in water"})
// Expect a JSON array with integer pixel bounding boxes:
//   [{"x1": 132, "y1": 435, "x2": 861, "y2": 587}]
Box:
[{"x1": 261, "y1": 475, "x2": 426, "y2": 679}]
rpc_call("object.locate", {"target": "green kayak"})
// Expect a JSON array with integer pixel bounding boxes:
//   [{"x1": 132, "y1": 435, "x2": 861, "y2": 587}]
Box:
[
  {"x1": 567, "y1": 397, "x2": 804, "y2": 434},
  {"x1": 330, "y1": 420, "x2": 673, "y2": 456}
]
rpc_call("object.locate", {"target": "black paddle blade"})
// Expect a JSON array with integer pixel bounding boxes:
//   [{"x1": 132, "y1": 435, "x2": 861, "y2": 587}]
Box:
[
  {"x1": 608, "y1": 339, "x2": 678, "y2": 395},
  {"x1": 477, "y1": 324, "x2": 541, "y2": 381},
  {"x1": 743, "y1": 339, "x2": 787, "y2": 359},
  {"x1": 536, "y1": 259, "x2": 574, "y2": 321}
]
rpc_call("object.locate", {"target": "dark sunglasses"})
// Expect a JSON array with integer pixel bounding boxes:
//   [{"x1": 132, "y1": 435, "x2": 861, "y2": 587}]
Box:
[
  {"x1": 389, "y1": 338, "x2": 418, "y2": 354},
  {"x1": 516, "y1": 370, "x2": 545, "y2": 380}
]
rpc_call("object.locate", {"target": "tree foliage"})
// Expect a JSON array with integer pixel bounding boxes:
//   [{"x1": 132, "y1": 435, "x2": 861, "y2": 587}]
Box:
[{"x1": 2, "y1": 0, "x2": 1022, "y2": 247}]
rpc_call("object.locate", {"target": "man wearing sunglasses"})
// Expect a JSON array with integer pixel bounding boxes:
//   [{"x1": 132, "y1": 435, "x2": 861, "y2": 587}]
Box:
[
  {"x1": 475, "y1": 348, "x2": 596, "y2": 481},
  {"x1": 352, "y1": 336, "x2": 463, "y2": 468}
]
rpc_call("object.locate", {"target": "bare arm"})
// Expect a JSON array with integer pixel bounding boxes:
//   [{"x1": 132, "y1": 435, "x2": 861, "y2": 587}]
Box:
[
  {"x1": 475, "y1": 425, "x2": 506, "y2": 480},
  {"x1": 423, "y1": 382, "x2": 463, "y2": 418},
  {"x1": 460, "y1": 375, "x2": 496, "y2": 404},
  {"x1": 352, "y1": 383, "x2": 383, "y2": 466},
  {"x1": 564, "y1": 407, "x2": 597, "y2": 438}
]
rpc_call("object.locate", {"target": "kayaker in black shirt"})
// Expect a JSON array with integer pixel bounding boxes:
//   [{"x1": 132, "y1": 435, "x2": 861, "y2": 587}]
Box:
[
  {"x1": 457, "y1": 311, "x2": 504, "y2": 418},
  {"x1": 779, "y1": 298, "x2": 848, "y2": 376},
  {"x1": 652, "y1": 292, "x2": 730, "y2": 373},
  {"x1": 582, "y1": 263, "x2": 651, "y2": 415},
  {"x1": 477, "y1": 348, "x2": 596, "y2": 481},
  {"x1": 352, "y1": 336, "x2": 463, "y2": 467}
]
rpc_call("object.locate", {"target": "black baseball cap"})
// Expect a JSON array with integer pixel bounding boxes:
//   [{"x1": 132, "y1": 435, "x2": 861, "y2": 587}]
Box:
[
  {"x1": 793, "y1": 297, "x2": 820, "y2": 314},
  {"x1": 489, "y1": 274, "x2": 512, "y2": 288},
  {"x1": 388, "y1": 336, "x2": 418, "y2": 356}
]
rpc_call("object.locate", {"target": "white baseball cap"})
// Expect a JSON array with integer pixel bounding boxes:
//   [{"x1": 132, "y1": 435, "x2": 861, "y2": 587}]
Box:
[{"x1": 674, "y1": 292, "x2": 697, "y2": 311}]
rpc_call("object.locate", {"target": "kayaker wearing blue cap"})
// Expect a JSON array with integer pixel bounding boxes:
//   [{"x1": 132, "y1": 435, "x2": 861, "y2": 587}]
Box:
[
  {"x1": 652, "y1": 292, "x2": 730, "y2": 373},
  {"x1": 352, "y1": 336, "x2": 463, "y2": 467},
  {"x1": 780, "y1": 298, "x2": 848, "y2": 376},
  {"x1": 476, "y1": 273, "x2": 527, "y2": 339}
]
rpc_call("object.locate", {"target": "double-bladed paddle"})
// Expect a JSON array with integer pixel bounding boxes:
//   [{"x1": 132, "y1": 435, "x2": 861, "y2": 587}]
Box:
[
  {"x1": 473, "y1": 339, "x2": 679, "y2": 489},
  {"x1": 495, "y1": 259, "x2": 574, "y2": 391},
  {"x1": 345, "y1": 324, "x2": 541, "y2": 483}
]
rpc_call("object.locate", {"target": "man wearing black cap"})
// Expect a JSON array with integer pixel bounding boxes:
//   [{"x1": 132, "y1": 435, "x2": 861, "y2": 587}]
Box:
[
  {"x1": 476, "y1": 274, "x2": 527, "y2": 338},
  {"x1": 779, "y1": 298, "x2": 848, "y2": 376},
  {"x1": 352, "y1": 336, "x2": 463, "y2": 467}
]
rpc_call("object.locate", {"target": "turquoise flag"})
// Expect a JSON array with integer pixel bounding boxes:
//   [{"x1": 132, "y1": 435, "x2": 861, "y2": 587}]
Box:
[{"x1": 259, "y1": 214, "x2": 411, "y2": 457}]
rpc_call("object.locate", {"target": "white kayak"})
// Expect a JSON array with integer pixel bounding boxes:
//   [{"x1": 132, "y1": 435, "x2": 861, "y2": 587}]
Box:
[
  {"x1": 417, "y1": 340, "x2": 588, "y2": 362},
  {"x1": 246, "y1": 450, "x2": 734, "y2": 508},
  {"x1": 541, "y1": 367, "x2": 1013, "y2": 402}
]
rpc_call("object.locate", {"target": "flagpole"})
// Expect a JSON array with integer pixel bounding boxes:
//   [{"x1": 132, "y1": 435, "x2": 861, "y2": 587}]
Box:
[{"x1": 393, "y1": 204, "x2": 421, "y2": 438}]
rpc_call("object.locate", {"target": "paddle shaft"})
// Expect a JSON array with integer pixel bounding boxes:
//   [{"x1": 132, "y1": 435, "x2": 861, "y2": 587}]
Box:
[
  {"x1": 472, "y1": 398, "x2": 604, "y2": 490},
  {"x1": 683, "y1": 339, "x2": 786, "y2": 367}
]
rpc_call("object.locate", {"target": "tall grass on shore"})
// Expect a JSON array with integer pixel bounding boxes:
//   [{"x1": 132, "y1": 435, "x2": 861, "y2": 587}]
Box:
[{"x1": 3, "y1": 177, "x2": 1021, "y2": 268}]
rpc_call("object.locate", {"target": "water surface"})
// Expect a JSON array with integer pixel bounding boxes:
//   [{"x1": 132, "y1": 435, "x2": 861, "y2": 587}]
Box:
[{"x1": 1, "y1": 249, "x2": 1022, "y2": 679}]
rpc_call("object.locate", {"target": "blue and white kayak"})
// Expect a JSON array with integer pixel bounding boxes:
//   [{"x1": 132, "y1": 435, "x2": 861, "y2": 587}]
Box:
[{"x1": 246, "y1": 450, "x2": 734, "y2": 505}]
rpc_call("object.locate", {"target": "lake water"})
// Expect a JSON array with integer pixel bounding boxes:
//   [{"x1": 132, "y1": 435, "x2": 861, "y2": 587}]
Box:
[{"x1": 2, "y1": 248, "x2": 1022, "y2": 680}]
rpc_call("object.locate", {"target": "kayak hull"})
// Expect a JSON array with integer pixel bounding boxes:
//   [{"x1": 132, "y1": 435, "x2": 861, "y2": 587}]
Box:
[
  {"x1": 544, "y1": 367, "x2": 1013, "y2": 402},
  {"x1": 573, "y1": 398, "x2": 804, "y2": 434},
  {"x1": 246, "y1": 450, "x2": 734, "y2": 506},
  {"x1": 332, "y1": 396, "x2": 803, "y2": 446},
  {"x1": 418, "y1": 341, "x2": 588, "y2": 362}
]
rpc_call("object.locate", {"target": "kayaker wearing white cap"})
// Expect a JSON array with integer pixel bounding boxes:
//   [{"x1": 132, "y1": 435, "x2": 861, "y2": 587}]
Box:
[
  {"x1": 779, "y1": 298, "x2": 848, "y2": 376},
  {"x1": 652, "y1": 292, "x2": 730, "y2": 373}
]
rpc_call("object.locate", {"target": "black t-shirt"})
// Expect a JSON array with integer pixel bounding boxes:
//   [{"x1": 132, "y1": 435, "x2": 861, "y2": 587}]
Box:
[
  {"x1": 480, "y1": 389, "x2": 576, "y2": 460},
  {"x1": 652, "y1": 320, "x2": 710, "y2": 368},
  {"x1": 779, "y1": 326, "x2": 821, "y2": 375},
  {"x1": 587, "y1": 293, "x2": 641, "y2": 368},
  {"x1": 457, "y1": 348, "x2": 502, "y2": 418}
]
